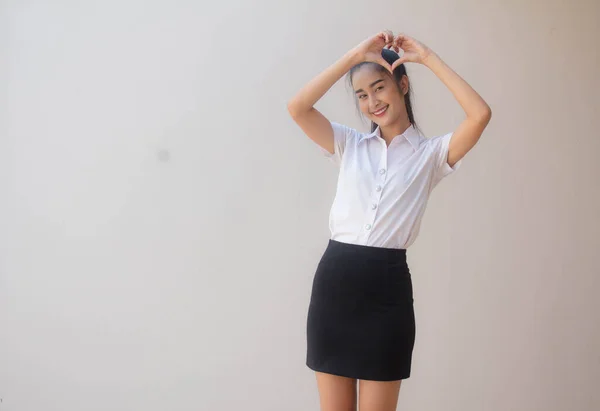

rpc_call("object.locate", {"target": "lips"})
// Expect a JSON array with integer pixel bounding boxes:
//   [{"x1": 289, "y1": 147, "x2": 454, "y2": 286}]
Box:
[{"x1": 371, "y1": 105, "x2": 389, "y2": 117}]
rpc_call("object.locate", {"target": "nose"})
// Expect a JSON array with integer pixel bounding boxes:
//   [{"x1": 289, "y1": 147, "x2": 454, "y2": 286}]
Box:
[{"x1": 370, "y1": 100, "x2": 382, "y2": 113}]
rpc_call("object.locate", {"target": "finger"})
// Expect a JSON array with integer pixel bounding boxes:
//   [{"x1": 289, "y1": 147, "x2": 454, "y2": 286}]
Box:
[
  {"x1": 395, "y1": 33, "x2": 408, "y2": 42},
  {"x1": 377, "y1": 58, "x2": 394, "y2": 74},
  {"x1": 383, "y1": 29, "x2": 394, "y2": 45},
  {"x1": 391, "y1": 58, "x2": 407, "y2": 71},
  {"x1": 393, "y1": 36, "x2": 404, "y2": 50}
]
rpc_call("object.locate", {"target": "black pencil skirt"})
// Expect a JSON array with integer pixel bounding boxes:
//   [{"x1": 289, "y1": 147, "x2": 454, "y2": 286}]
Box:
[{"x1": 306, "y1": 239, "x2": 416, "y2": 381}]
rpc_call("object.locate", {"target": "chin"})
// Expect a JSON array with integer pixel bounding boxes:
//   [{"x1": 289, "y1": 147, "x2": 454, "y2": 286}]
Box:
[
  {"x1": 372, "y1": 117, "x2": 394, "y2": 128},
  {"x1": 386, "y1": 113, "x2": 405, "y2": 127}
]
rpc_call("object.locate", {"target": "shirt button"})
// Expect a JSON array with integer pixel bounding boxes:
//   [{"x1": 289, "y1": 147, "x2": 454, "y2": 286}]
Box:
[
  {"x1": 375, "y1": 185, "x2": 382, "y2": 192},
  {"x1": 379, "y1": 169, "x2": 386, "y2": 175},
  {"x1": 371, "y1": 204, "x2": 377, "y2": 210},
  {"x1": 365, "y1": 224, "x2": 372, "y2": 230}
]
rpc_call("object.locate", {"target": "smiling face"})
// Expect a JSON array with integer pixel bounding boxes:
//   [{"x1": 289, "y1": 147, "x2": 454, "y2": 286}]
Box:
[{"x1": 351, "y1": 64, "x2": 410, "y2": 129}]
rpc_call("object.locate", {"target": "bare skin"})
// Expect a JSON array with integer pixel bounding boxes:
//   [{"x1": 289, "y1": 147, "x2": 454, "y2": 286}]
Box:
[
  {"x1": 288, "y1": 30, "x2": 491, "y2": 169},
  {"x1": 293, "y1": 29, "x2": 492, "y2": 411},
  {"x1": 315, "y1": 372, "x2": 357, "y2": 411},
  {"x1": 315, "y1": 372, "x2": 402, "y2": 411},
  {"x1": 358, "y1": 379, "x2": 402, "y2": 411}
]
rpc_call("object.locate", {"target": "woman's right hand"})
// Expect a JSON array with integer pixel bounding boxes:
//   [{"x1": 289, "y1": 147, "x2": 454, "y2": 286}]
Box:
[{"x1": 353, "y1": 31, "x2": 395, "y2": 73}]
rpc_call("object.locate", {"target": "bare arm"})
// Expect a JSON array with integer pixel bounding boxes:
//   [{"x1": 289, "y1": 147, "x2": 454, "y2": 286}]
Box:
[
  {"x1": 287, "y1": 32, "x2": 395, "y2": 154},
  {"x1": 286, "y1": 51, "x2": 361, "y2": 154},
  {"x1": 423, "y1": 53, "x2": 492, "y2": 168},
  {"x1": 391, "y1": 34, "x2": 492, "y2": 168}
]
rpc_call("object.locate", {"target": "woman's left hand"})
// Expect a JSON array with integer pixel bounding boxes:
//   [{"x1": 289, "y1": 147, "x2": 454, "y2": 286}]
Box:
[{"x1": 390, "y1": 34, "x2": 435, "y2": 69}]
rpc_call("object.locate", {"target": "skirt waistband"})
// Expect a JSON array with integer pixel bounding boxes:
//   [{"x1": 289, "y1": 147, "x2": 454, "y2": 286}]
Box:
[{"x1": 328, "y1": 239, "x2": 407, "y2": 262}]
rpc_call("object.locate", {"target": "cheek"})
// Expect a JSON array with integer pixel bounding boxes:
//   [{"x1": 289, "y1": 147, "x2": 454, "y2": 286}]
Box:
[
  {"x1": 358, "y1": 99, "x2": 370, "y2": 114},
  {"x1": 387, "y1": 92, "x2": 405, "y2": 111},
  {"x1": 382, "y1": 89, "x2": 400, "y2": 104}
]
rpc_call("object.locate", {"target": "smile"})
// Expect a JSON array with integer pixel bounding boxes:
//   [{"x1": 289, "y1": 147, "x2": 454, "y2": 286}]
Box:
[{"x1": 371, "y1": 106, "x2": 388, "y2": 117}]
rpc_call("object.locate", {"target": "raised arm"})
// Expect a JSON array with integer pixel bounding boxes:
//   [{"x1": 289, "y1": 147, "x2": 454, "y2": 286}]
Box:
[
  {"x1": 287, "y1": 31, "x2": 395, "y2": 154},
  {"x1": 391, "y1": 34, "x2": 492, "y2": 168}
]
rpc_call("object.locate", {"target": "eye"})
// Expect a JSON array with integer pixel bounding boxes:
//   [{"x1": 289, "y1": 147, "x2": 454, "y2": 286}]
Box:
[
  {"x1": 358, "y1": 94, "x2": 367, "y2": 99},
  {"x1": 375, "y1": 86, "x2": 384, "y2": 92}
]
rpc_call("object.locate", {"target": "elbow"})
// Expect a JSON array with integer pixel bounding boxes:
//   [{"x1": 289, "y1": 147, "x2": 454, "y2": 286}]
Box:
[
  {"x1": 482, "y1": 106, "x2": 492, "y2": 125},
  {"x1": 287, "y1": 97, "x2": 305, "y2": 118},
  {"x1": 483, "y1": 104, "x2": 492, "y2": 121},
  {"x1": 287, "y1": 98, "x2": 312, "y2": 119},
  {"x1": 287, "y1": 100, "x2": 299, "y2": 118},
  {"x1": 475, "y1": 104, "x2": 492, "y2": 125}
]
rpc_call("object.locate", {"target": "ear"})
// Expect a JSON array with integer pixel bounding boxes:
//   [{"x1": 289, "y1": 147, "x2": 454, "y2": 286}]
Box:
[{"x1": 398, "y1": 75, "x2": 409, "y2": 96}]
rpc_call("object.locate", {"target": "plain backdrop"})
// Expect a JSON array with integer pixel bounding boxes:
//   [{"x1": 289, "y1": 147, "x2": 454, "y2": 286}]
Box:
[{"x1": 1, "y1": 0, "x2": 599, "y2": 410}]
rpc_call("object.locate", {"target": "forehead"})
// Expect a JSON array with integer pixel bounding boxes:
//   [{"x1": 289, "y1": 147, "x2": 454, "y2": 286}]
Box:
[{"x1": 352, "y1": 65, "x2": 390, "y2": 90}]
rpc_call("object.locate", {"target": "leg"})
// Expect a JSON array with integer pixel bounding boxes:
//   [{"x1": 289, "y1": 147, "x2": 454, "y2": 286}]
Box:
[
  {"x1": 358, "y1": 379, "x2": 402, "y2": 411},
  {"x1": 315, "y1": 371, "x2": 358, "y2": 411}
]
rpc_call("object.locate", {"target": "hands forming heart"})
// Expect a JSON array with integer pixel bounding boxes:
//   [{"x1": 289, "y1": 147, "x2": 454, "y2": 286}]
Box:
[{"x1": 354, "y1": 31, "x2": 435, "y2": 72}]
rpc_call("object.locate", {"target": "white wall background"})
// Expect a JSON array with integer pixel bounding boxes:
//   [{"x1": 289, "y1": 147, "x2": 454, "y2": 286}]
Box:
[{"x1": 1, "y1": 1, "x2": 599, "y2": 410}]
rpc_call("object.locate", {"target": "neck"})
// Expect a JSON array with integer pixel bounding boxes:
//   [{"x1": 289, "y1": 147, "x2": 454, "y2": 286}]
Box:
[{"x1": 379, "y1": 117, "x2": 412, "y2": 145}]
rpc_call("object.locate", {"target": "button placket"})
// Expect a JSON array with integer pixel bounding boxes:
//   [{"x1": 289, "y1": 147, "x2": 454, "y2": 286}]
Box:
[{"x1": 364, "y1": 152, "x2": 388, "y2": 236}]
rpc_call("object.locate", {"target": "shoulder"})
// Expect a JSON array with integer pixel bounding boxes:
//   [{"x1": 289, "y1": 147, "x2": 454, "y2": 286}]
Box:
[
  {"x1": 330, "y1": 121, "x2": 365, "y2": 143},
  {"x1": 421, "y1": 131, "x2": 454, "y2": 156},
  {"x1": 321, "y1": 122, "x2": 367, "y2": 166},
  {"x1": 423, "y1": 131, "x2": 453, "y2": 146}
]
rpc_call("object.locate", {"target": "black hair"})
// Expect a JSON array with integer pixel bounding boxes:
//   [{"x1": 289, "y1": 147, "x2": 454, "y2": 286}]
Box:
[{"x1": 347, "y1": 48, "x2": 417, "y2": 133}]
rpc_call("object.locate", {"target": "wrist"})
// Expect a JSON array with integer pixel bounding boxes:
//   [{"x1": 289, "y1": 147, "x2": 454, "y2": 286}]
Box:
[
  {"x1": 344, "y1": 48, "x2": 364, "y2": 67},
  {"x1": 422, "y1": 50, "x2": 441, "y2": 67}
]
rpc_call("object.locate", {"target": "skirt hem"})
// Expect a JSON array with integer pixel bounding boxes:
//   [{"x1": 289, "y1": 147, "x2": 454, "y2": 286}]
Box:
[{"x1": 306, "y1": 362, "x2": 411, "y2": 382}]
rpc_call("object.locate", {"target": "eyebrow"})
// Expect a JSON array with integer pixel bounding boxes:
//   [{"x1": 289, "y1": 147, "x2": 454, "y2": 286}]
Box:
[{"x1": 355, "y1": 79, "x2": 385, "y2": 94}]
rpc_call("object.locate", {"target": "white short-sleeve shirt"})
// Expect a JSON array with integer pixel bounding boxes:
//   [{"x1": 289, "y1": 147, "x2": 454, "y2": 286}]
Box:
[{"x1": 319, "y1": 121, "x2": 462, "y2": 249}]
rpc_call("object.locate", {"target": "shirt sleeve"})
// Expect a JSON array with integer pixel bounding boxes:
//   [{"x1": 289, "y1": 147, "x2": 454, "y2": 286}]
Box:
[
  {"x1": 430, "y1": 132, "x2": 462, "y2": 187},
  {"x1": 318, "y1": 121, "x2": 354, "y2": 167}
]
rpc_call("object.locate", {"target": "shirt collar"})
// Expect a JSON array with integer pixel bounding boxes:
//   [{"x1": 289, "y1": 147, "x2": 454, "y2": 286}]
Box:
[{"x1": 360, "y1": 124, "x2": 422, "y2": 151}]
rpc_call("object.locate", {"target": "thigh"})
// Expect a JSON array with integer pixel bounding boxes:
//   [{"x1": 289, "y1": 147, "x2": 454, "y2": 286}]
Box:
[
  {"x1": 315, "y1": 371, "x2": 358, "y2": 411},
  {"x1": 358, "y1": 379, "x2": 402, "y2": 411}
]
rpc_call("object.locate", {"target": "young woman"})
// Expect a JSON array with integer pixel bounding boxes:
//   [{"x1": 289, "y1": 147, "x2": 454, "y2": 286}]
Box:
[{"x1": 288, "y1": 31, "x2": 491, "y2": 411}]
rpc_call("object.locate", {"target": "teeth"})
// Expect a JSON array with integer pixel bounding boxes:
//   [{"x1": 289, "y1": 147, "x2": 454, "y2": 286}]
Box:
[{"x1": 374, "y1": 106, "x2": 388, "y2": 115}]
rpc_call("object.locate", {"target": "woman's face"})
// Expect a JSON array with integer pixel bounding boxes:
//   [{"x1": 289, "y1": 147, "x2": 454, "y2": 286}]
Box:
[{"x1": 352, "y1": 65, "x2": 408, "y2": 129}]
